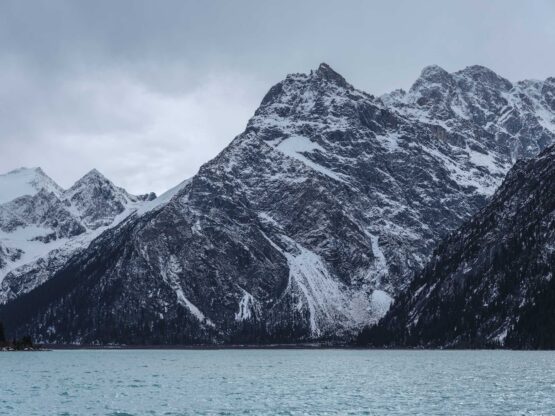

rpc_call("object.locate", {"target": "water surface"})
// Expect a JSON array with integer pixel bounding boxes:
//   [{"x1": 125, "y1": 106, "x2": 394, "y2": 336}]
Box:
[{"x1": 1, "y1": 349, "x2": 553, "y2": 415}]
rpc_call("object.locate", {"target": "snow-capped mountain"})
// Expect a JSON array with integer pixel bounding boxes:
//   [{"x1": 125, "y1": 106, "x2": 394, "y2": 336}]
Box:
[
  {"x1": 64, "y1": 169, "x2": 155, "y2": 230},
  {"x1": 0, "y1": 168, "x2": 155, "y2": 303},
  {"x1": 358, "y1": 144, "x2": 555, "y2": 349},
  {"x1": 0, "y1": 167, "x2": 63, "y2": 204},
  {"x1": 1, "y1": 63, "x2": 554, "y2": 344},
  {"x1": 382, "y1": 65, "x2": 555, "y2": 161}
]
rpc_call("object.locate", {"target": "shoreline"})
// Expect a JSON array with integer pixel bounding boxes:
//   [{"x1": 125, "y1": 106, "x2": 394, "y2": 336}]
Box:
[
  {"x1": 43, "y1": 343, "x2": 354, "y2": 350},
  {"x1": 23, "y1": 344, "x2": 551, "y2": 351}
]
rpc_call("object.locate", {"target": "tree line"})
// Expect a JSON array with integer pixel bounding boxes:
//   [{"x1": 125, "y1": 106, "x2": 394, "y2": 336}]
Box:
[{"x1": 0, "y1": 321, "x2": 35, "y2": 350}]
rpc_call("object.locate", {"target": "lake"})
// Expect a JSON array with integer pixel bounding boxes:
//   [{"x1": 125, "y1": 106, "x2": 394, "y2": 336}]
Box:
[{"x1": 1, "y1": 349, "x2": 553, "y2": 415}]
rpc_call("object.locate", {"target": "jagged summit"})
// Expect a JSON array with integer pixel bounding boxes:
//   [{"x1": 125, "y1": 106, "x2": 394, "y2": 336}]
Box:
[
  {"x1": 63, "y1": 169, "x2": 139, "y2": 230},
  {"x1": 313, "y1": 62, "x2": 349, "y2": 88},
  {"x1": 69, "y1": 168, "x2": 110, "y2": 187},
  {"x1": 456, "y1": 65, "x2": 513, "y2": 90},
  {"x1": 415, "y1": 64, "x2": 510, "y2": 87},
  {"x1": 387, "y1": 63, "x2": 555, "y2": 159},
  {"x1": 418, "y1": 64, "x2": 450, "y2": 80},
  {"x1": 258, "y1": 63, "x2": 357, "y2": 109},
  {"x1": 84, "y1": 168, "x2": 103, "y2": 177}
]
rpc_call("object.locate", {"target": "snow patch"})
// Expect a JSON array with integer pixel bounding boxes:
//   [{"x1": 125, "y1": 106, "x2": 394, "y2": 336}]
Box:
[
  {"x1": 260, "y1": 231, "x2": 372, "y2": 336},
  {"x1": 135, "y1": 178, "x2": 191, "y2": 216},
  {"x1": 235, "y1": 290, "x2": 257, "y2": 321},
  {"x1": 0, "y1": 167, "x2": 62, "y2": 204},
  {"x1": 369, "y1": 290, "x2": 393, "y2": 320},
  {"x1": 269, "y1": 136, "x2": 348, "y2": 183},
  {"x1": 159, "y1": 255, "x2": 215, "y2": 328},
  {"x1": 494, "y1": 328, "x2": 508, "y2": 346}
]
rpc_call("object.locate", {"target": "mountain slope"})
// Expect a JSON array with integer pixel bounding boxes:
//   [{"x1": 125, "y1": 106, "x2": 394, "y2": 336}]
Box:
[
  {"x1": 1, "y1": 63, "x2": 554, "y2": 344},
  {"x1": 357, "y1": 145, "x2": 555, "y2": 349}
]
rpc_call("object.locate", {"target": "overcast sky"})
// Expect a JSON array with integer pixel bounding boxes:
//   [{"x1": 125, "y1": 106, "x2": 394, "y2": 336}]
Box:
[{"x1": 1, "y1": 0, "x2": 554, "y2": 194}]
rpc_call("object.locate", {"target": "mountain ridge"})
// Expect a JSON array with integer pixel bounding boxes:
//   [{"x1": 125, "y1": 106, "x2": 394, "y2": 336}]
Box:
[
  {"x1": 0, "y1": 167, "x2": 156, "y2": 303},
  {"x1": 1, "y1": 62, "x2": 554, "y2": 344}
]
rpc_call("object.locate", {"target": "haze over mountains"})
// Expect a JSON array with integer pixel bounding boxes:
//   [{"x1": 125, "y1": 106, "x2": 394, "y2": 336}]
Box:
[{"x1": 0, "y1": 63, "x2": 554, "y2": 346}]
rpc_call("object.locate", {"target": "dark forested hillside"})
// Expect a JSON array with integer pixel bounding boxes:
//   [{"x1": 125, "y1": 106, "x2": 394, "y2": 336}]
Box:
[{"x1": 357, "y1": 145, "x2": 555, "y2": 349}]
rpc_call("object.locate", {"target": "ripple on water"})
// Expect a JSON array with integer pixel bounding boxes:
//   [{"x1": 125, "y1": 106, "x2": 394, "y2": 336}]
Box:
[{"x1": 0, "y1": 350, "x2": 554, "y2": 415}]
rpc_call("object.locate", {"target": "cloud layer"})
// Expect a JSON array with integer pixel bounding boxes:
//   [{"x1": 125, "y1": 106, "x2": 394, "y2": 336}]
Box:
[{"x1": 0, "y1": 0, "x2": 554, "y2": 194}]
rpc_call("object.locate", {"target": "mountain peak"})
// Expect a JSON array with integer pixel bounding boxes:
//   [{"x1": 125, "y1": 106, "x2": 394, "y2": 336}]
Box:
[
  {"x1": 84, "y1": 168, "x2": 104, "y2": 178},
  {"x1": 419, "y1": 64, "x2": 449, "y2": 79},
  {"x1": 0, "y1": 167, "x2": 62, "y2": 204},
  {"x1": 458, "y1": 64, "x2": 497, "y2": 76},
  {"x1": 456, "y1": 65, "x2": 512, "y2": 90},
  {"x1": 313, "y1": 62, "x2": 349, "y2": 88},
  {"x1": 254, "y1": 62, "x2": 356, "y2": 120},
  {"x1": 65, "y1": 168, "x2": 115, "y2": 200},
  {"x1": 64, "y1": 169, "x2": 136, "y2": 230},
  {"x1": 73, "y1": 168, "x2": 109, "y2": 185}
]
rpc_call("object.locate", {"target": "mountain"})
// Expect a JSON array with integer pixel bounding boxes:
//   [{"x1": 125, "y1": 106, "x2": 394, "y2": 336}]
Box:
[
  {"x1": 1, "y1": 63, "x2": 554, "y2": 344},
  {"x1": 0, "y1": 168, "x2": 155, "y2": 303},
  {"x1": 382, "y1": 65, "x2": 555, "y2": 161},
  {"x1": 0, "y1": 167, "x2": 63, "y2": 204},
  {"x1": 357, "y1": 145, "x2": 555, "y2": 349}
]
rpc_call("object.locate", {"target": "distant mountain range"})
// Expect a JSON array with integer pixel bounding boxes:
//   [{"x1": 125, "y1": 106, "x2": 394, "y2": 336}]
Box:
[
  {"x1": 1, "y1": 63, "x2": 554, "y2": 346},
  {"x1": 0, "y1": 167, "x2": 155, "y2": 303}
]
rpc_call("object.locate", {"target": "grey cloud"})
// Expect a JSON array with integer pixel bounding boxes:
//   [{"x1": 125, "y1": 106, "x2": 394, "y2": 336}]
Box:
[{"x1": 0, "y1": 0, "x2": 554, "y2": 193}]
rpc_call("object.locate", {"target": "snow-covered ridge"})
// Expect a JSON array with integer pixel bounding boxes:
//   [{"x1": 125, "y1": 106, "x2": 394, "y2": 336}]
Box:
[
  {"x1": 0, "y1": 167, "x2": 157, "y2": 301},
  {"x1": 382, "y1": 64, "x2": 555, "y2": 161},
  {"x1": 0, "y1": 167, "x2": 63, "y2": 204}
]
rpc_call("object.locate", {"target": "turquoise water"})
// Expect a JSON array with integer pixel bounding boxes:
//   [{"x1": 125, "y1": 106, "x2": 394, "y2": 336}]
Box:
[{"x1": 1, "y1": 349, "x2": 553, "y2": 415}]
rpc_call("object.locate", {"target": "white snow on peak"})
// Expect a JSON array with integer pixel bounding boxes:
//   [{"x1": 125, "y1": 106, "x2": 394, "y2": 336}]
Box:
[
  {"x1": 0, "y1": 167, "x2": 62, "y2": 204},
  {"x1": 64, "y1": 168, "x2": 131, "y2": 202}
]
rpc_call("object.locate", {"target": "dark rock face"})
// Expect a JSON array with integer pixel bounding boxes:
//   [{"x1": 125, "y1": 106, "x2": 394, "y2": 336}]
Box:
[
  {"x1": 1, "y1": 63, "x2": 554, "y2": 344},
  {"x1": 358, "y1": 145, "x2": 555, "y2": 349}
]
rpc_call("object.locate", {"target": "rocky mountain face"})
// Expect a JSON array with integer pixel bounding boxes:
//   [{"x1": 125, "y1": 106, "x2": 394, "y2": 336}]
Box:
[
  {"x1": 0, "y1": 167, "x2": 154, "y2": 303},
  {"x1": 383, "y1": 65, "x2": 555, "y2": 161},
  {"x1": 357, "y1": 145, "x2": 555, "y2": 349},
  {"x1": 1, "y1": 63, "x2": 554, "y2": 344}
]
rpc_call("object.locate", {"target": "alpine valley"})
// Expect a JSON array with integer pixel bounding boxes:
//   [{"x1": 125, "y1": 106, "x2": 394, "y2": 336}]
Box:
[{"x1": 1, "y1": 63, "x2": 554, "y2": 346}]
